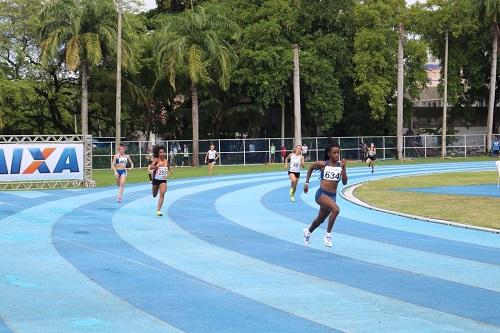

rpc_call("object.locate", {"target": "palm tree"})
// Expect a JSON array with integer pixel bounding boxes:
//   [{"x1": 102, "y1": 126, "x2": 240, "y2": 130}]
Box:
[
  {"x1": 40, "y1": 0, "x2": 118, "y2": 136},
  {"x1": 479, "y1": 0, "x2": 500, "y2": 153},
  {"x1": 155, "y1": 5, "x2": 239, "y2": 166}
]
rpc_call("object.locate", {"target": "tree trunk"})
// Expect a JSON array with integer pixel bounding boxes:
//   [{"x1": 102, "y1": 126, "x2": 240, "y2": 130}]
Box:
[
  {"x1": 293, "y1": 44, "x2": 302, "y2": 147},
  {"x1": 81, "y1": 61, "x2": 89, "y2": 137},
  {"x1": 115, "y1": 0, "x2": 123, "y2": 147},
  {"x1": 487, "y1": 22, "x2": 498, "y2": 152},
  {"x1": 397, "y1": 23, "x2": 404, "y2": 160},
  {"x1": 442, "y1": 29, "x2": 449, "y2": 158},
  {"x1": 191, "y1": 83, "x2": 199, "y2": 167}
]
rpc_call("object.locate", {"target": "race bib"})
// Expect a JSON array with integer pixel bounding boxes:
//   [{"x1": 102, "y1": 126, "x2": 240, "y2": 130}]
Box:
[
  {"x1": 155, "y1": 167, "x2": 168, "y2": 180},
  {"x1": 323, "y1": 165, "x2": 342, "y2": 182},
  {"x1": 289, "y1": 161, "x2": 300, "y2": 172}
]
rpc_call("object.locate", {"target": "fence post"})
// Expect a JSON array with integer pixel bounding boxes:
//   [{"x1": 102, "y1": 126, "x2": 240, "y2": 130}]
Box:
[
  {"x1": 464, "y1": 135, "x2": 467, "y2": 158},
  {"x1": 218, "y1": 139, "x2": 222, "y2": 165},
  {"x1": 424, "y1": 135, "x2": 427, "y2": 158},
  {"x1": 243, "y1": 138, "x2": 246, "y2": 165},
  {"x1": 403, "y1": 136, "x2": 406, "y2": 159},
  {"x1": 382, "y1": 136, "x2": 386, "y2": 160},
  {"x1": 315, "y1": 138, "x2": 319, "y2": 161},
  {"x1": 139, "y1": 141, "x2": 142, "y2": 169}
]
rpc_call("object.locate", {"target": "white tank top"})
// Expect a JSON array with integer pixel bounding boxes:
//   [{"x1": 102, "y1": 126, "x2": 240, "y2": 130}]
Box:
[
  {"x1": 288, "y1": 154, "x2": 302, "y2": 173},
  {"x1": 208, "y1": 150, "x2": 217, "y2": 159},
  {"x1": 115, "y1": 155, "x2": 128, "y2": 166}
]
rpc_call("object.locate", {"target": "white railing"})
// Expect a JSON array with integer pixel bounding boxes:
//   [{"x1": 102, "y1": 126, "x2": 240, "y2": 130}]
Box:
[{"x1": 91, "y1": 134, "x2": 499, "y2": 169}]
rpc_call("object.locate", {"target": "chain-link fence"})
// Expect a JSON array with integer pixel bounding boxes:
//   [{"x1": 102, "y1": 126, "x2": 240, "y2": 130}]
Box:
[{"x1": 92, "y1": 134, "x2": 498, "y2": 169}]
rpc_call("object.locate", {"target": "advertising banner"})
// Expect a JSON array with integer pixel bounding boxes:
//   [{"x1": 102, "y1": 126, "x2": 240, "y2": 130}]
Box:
[{"x1": 0, "y1": 143, "x2": 84, "y2": 182}]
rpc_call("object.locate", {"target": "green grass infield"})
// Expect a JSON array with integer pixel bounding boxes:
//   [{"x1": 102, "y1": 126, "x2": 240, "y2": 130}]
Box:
[{"x1": 353, "y1": 171, "x2": 500, "y2": 230}]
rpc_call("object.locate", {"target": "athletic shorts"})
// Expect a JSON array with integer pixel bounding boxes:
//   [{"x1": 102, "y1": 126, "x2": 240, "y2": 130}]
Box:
[
  {"x1": 315, "y1": 188, "x2": 337, "y2": 204},
  {"x1": 208, "y1": 159, "x2": 215, "y2": 164},
  {"x1": 368, "y1": 155, "x2": 376, "y2": 161},
  {"x1": 288, "y1": 171, "x2": 300, "y2": 178},
  {"x1": 116, "y1": 169, "x2": 127, "y2": 177},
  {"x1": 152, "y1": 178, "x2": 166, "y2": 186}
]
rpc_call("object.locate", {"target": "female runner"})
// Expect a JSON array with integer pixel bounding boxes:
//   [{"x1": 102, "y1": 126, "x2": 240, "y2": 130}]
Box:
[
  {"x1": 284, "y1": 145, "x2": 305, "y2": 202},
  {"x1": 149, "y1": 144, "x2": 170, "y2": 216},
  {"x1": 112, "y1": 143, "x2": 134, "y2": 203},
  {"x1": 303, "y1": 142, "x2": 347, "y2": 247}
]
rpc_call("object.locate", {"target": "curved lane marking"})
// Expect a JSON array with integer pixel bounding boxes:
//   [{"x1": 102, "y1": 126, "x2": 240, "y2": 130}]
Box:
[
  {"x1": 216, "y1": 181, "x2": 500, "y2": 292},
  {"x1": 114, "y1": 180, "x2": 498, "y2": 333}
]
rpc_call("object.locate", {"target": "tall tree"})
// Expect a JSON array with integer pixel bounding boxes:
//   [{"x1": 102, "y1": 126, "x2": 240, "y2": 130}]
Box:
[
  {"x1": 155, "y1": 5, "x2": 239, "y2": 166},
  {"x1": 478, "y1": 0, "x2": 500, "y2": 152},
  {"x1": 40, "y1": 0, "x2": 118, "y2": 136}
]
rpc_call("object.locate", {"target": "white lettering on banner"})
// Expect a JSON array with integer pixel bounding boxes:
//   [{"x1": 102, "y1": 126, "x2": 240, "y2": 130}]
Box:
[{"x1": 0, "y1": 143, "x2": 84, "y2": 182}]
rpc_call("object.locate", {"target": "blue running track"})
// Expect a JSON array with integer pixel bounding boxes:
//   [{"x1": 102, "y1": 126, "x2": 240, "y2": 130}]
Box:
[{"x1": 0, "y1": 162, "x2": 499, "y2": 333}]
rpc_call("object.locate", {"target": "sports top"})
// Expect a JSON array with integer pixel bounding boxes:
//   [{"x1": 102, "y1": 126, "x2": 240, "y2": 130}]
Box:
[
  {"x1": 208, "y1": 149, "x2": 217, "y2": 160},
  {"x1": 288, "y1": 154, "x2": 302, "y2": 173},
  {"x1": 115, "y1": 155, "x2": 128, "y2": 166}
]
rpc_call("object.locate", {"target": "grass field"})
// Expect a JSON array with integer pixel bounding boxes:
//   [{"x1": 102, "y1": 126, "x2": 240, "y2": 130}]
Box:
[
  {"x1": 354, "y1": 171, "x2": 500, "y2": 230},
  {"x1": 93, "y1": 156, "x2": 496, "y2": 187}
]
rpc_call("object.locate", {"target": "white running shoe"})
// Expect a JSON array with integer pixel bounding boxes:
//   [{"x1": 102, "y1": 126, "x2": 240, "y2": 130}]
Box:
[
  {"x1": 303, "y1": 228, "x2": 311, "y2": 246},
  {"x1": 324, "y1": 233, "x2": 332, "y2": 247}
]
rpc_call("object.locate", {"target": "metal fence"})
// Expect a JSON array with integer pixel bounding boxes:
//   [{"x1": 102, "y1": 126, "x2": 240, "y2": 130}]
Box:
[{"x1": 92, "y1": 134, "x2": 499, "y2": 169}]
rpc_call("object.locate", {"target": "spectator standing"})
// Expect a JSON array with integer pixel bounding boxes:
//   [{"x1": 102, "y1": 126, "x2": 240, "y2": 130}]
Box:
[
  {"x1": 492, "y1": 137, "x2": 500, "y2": 157},
  {"x1": 281, "y1": 144, "x2": 287, "y2": 163},
  {"x1": 270, "y1": 143, "x2": 276, "y2": 164}
]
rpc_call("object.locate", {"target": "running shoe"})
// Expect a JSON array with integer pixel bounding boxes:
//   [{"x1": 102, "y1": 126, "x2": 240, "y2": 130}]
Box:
[
  {"x1": 290, "y1": 195, "x2": 296, "y2": 202},
  {"x1": 324, "y1": 233, "x2": 332, "y2": 247},
  {"x1": 303, "y1": 228, "x2": 311, "y2": 246},
  {"x1": 156, "y1": 211, "x2": 163, "y2": 217},
  {"x1": 117, "y1": 196, "x2": 122, "y2": 203}
]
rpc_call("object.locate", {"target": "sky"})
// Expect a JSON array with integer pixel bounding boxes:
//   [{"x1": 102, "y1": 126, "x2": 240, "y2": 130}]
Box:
[{"x1": 142, "y1": 0, "x2": 421, "y2": 11}]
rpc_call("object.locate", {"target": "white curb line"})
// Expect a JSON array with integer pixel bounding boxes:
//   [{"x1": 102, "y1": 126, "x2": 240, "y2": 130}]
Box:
[{"x1": 341, "y1": 181, "x2": 500, "y2": 234}]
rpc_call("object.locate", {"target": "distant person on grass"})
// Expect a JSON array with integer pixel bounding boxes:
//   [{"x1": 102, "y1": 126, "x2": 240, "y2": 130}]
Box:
[
  {"x1": 281, "y1": 144, "x2": 287, "y2": 163},
  {"x1": 182, "y1": 144, "x2": 190, "y2": 166},
  {"x1": 112, "y1": 143, "x2": 134, "y2": 203},
  {"x1": 492, "y1": 137, "x2": 500, "y2": 157},
  {"x1": 303, "y1": 142, "x2": 347, "y2": 248},
  {"x1": 205, "y1": 143, "x2": 219, "y2": 178},
  {"x1": 270, "y1": 142, "x2": 276, "y2": 164}
]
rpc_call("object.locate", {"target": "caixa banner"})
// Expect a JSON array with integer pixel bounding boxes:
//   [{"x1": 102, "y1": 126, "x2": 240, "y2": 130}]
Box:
[{"x1": 0, "y1": 143, "x2": 84, "y2": 182}]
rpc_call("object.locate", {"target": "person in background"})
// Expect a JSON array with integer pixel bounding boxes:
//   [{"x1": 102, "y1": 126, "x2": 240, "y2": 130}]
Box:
[
  {"x1": 366, "y1": 143, "x2": 376, "y2": 174},
  {"x1": 302, "y1": 143, "x2": 309, "y2": 161},
  {"x1": 281, "y1": 144, "x2": 287, "y2": 163},
  {"x1": 270, "y1": 142, "x2": 276, "y2": 164},
  {"x1": 145, "y1": 145, "x2": 154, "y2": 181},
  {"x1": 149, "y1": 144, "x2": 169, "y2": 217},
  {"x1": 284, "y1": 145, "x2": 305, "y2": 202},
  {"x1": 182, "y1": 144, "x2": 190, "y2": 166},
  {"x1": 491, "y1": 137, "x2": 500, "y2": 157},
  {"x1": 205, "y1": 143, "x2": 219, "y2": 177}
]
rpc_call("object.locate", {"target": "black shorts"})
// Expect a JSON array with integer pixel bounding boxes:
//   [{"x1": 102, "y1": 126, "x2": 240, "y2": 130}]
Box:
[
  {"x1": 288, "y1": 171, "x2": 300, "y2": 178},
  {"x1": 368, "y1": 155, "x2": 376, "y2": 161},
  {"x1": 152, "y1": 178, "x2": 166, "y2": 186},
  {"x1": 208, "y1": 159, "x2": 215, "y2": 164}
]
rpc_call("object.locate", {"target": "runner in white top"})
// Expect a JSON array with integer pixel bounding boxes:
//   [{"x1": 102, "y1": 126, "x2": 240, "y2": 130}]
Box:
[
  {"x1": 111, "y1": 143, "x2": 134, "y2": 203},
  {"x1": 284, "y1": 145, "x2": 305, "y2": 202},
  {"x1": 204, "y1": 143, "x2": 219, "y2": 178}
]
